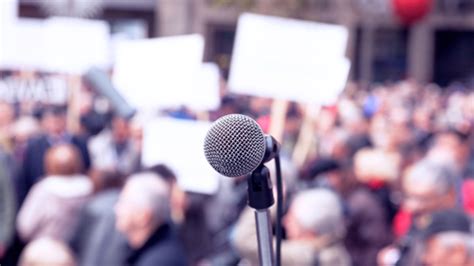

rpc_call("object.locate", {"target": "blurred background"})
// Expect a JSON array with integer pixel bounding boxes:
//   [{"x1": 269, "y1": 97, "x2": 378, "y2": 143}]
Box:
[
  {"x1": 7, "y1": 0, "x2": 474, "y2": 85},
  {"x1": 0, "y1": 0, "x2": 473, "y2": 266},
  {"x1": 4, "y1": 0, "x2": 474, "y2": 82}
]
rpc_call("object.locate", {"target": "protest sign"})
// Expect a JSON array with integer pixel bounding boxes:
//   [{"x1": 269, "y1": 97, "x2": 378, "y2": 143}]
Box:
[
  {"x1": 142, "y1": 117, "x2": 220, "y2": 195},
  {"x1": 44, "y1": 17, "x2": 111, "y2": 74},
  {"x1": 1, "y1": 17, "x2": 110, "y2": 74},
  {"x1": 229, "y1": 13, "x2": 350, "y2": 105},
  {"x1": 113, "y1": 35, "x2": 217, "y2": 110},
  {"x1": 0, "y1": 72, "x2": 68, "y2": 104}
]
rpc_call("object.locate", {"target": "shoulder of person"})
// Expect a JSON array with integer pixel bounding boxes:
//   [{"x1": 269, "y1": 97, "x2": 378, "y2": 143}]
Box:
[
  {"x1": 40, "y1": 175, "x2": 93, "y2": 198},
  {"x1": 27, "y1": 134, "x2": 48, "y2": 147},
  {"x1": 318, "y1": 243, "x2": 351, "y2": 266},
  {"x1": 138, "y1": 242, "x2": 187, "y2": 266},
  {"x1": 347, "y1": 187, "x2": 380, "y2": 208},
  {"x1": 71, "y1": 134, "x2": 89, "y2": 145}
]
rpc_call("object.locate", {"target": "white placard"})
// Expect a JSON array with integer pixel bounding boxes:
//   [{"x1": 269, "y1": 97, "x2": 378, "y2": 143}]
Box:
[
  {"x1": 142, "y1": 118, "x2": 220, "y2": 195},
  {"x1": 0, "y1": 17, "x2": 110, "y2": 73},
  {"x1": 0, "y1": 19, "x2": 45, "y2": 70},
  {"x1": 184, "y1": 63, "x2": 221, "y2": 111},
  {"x1": 43, "y1": 17, "x2": 111, "y2": 74},
  {"x1": 229, "y1": 13, "x2": 350, "y2": 105},
  {"x1": 0, "y1": 0, "x2": 18, "y2": 65},
  {"x1": 0, "y1": 0, "x2": 17, "y2": 23},
  {"x1": 0, "y1": 74, "x2": 68, "y2": 104},
  {"x1": 113, "y1": 34, "x2": 205, "y2": 110}
]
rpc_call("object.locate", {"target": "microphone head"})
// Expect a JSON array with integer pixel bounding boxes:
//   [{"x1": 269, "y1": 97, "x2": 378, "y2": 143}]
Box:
[{"x1": 204, "y1": 114, "x2": 266, "y2": 177}]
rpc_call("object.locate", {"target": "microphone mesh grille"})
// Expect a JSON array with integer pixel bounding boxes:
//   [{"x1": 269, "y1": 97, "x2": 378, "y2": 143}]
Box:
[{"x1": 204, "y1": 114, "x2": 266, "y2": 177}]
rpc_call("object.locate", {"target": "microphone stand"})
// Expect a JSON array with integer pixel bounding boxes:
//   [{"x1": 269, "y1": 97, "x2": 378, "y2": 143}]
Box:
[{"x1": 247, "y1": 164, "x2": 275, "y2": 266}]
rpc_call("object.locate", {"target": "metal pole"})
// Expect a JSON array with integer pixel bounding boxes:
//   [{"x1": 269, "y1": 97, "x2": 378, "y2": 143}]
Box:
[{"x1": 254, "y1": 209, "x2": 274, "y2": 266}]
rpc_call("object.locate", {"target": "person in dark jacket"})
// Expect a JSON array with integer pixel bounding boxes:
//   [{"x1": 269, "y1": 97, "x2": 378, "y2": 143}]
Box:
[
  {"x1": 16, "y1": 105, "x2": 90, "y2": 206},
  {"x1": 114, "y1": 172, "x2": 187, "y2": 266}
]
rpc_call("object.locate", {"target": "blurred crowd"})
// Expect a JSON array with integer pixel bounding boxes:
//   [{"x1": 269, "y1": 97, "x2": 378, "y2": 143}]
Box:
[{"x1": 0, "y1": 78, "x2": 473, "y2": 266}]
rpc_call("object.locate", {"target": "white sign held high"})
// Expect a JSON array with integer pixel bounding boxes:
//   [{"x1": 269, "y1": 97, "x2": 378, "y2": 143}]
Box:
[
  {"x1": 0, "y1": 74, "x2": 68, "y2": 104},
  {"x1": 142, "y1": 118, "x2": 220, "y2": 195},
  {"x1": 113, "y1": 35, "x2": 207, "y2": 110},
  {"x1": 0, "y1": 17, "x2": 110, "y2": 73},
  {"x1": 229, "y1": 13, "x2": 350, "y2": 105},
  {"x1": 185, "y1": 63, "x2": 221, "y2": 111},
  {"x1": 0, "y1": 19, "x2": 45, "y2": 70},
  {"x1": 44, "y1": 17, "x2": 110, "y2": 74},
  {"x1": 0, "y1": 0, "x2": 18, "y2": 65}
]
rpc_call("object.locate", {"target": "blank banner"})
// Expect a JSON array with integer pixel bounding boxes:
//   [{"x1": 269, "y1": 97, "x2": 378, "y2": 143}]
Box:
[{"x1": 229, "y1": 13, "x2": 350, "y2": 105}]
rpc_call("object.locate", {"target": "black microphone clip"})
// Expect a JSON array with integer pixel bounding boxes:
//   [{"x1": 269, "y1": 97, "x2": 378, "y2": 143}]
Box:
[
  {"x1": 247, "y1": 135, "x2": 279, "y2": 210},
  {"x1": 263, "y1": 135, "x2": 280, "y2": 163}
]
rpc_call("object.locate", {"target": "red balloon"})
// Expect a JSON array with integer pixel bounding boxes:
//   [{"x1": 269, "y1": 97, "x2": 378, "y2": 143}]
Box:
[{"x1": 392, "y1": 0, "x2": 433, "y2": 24}]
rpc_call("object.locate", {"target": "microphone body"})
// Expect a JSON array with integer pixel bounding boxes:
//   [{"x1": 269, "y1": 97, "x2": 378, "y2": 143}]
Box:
[
  {"x1": 204, "y1": 114, "x2": 279, "y2": 177},
  {"x1": 203, "y1": 114, "x2": 280, "y2": 266}
]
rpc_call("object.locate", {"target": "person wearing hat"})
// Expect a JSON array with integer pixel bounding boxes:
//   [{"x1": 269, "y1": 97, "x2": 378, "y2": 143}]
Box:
[{"x1": 421, "y1": 209, "x2": 474, "y2": 266}]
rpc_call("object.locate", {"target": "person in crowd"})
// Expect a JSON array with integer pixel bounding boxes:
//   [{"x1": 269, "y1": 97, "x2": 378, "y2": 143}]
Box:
[
  {"x1": 427, "y1": 130, "x2": 471, "y2": 177},
  {"x1": 209, "y1": 94, "x2": 247, "y2": 121},
  {"x1": 19, "y1": 237, "x2": 76, "y2": 266},
  {"x1": 0, "y1": 101, "x2": 15, "y2": 151},
  {"x1": 114, "y1": 172, "x2": 187, "y2": 266},
  {"x1": 200, "y1": 175, "x2": 248, "y2": 265},
  {"x1": 402, "y1": 160, "x2": 458, "y2": 227},
  {"x1": 345, "y1": 148, "x2": 398, "y2": 266},
  {"x1": 88, "y1": 114, "x2": 141, "y2": 176},
  {"x1": 18, "y1": 105, "x2": 90, "y2": 206},
  {"x1": 10, "y1": 116, "x2": 40, "y2": 164},
  {"x1": 0, "y1": 150, "x2": 15, "y2": 264},
  {"x1": 233, "y1": 188, "x2": 350, "y2": 266},
  {"x1": 146, "y1": 164, "x2": 212, "y2": 264},
  {"x1": 420, "y1": 209, "x2": 474, "y2": 266},
  {"x1": 72, "y1": 165, "x2": 191, "y2": 266},
  {"x1": 70, "y1": 170, "x2": 127, "y2": 266},
  {"x1": 381, "y1": 159, "x2": 459, "y2": 265},
  {"x1": 17, "y1": 144, "x2": 93, "y2": 242},
  {"x1": 0, "y1": 76, "x2": 472, "y2": 266}
]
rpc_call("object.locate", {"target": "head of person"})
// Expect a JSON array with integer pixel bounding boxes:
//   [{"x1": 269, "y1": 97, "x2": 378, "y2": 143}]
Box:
[
  {"x1": 44, "y1": 144, "x2": 84, "y2": 176},
  {"x1": 283, "y1": 188, "x2": 345, "y2": 242},
  {"x1": 421, "y1": 210, "x2": 474, "y2": 266},
  {"x1": 402, "y1": 160, "x2": 457, "y2": 222},
  {"x1": 12, "y1": 116, "x2": 40, "y2": 145},
  {"x1": 428, "y1": 130, "x2": 470, "y2": 172},
  {"x1": 90, "y1": 169, "x2": 125, "y2": 192},
  {"x1": 370, "y1": 114, "x2": 398, "y2": 151},
  {"x1": 40, "y1": 105, "x2": 67, "y2": 137},
  {"x1": 320, "y1": 128, "x2": 350, "y2": 160},
  {"x1": 19, "y1": 237, "x2": 76, "y2": 266},
  {"x1": 0, "y1": 101, "x2": 14, "y2": 129},
  {"x1": 303, "y1": 158, "x2": 347, "y2": 194},
  {"x1": 146, "y1": 164, "x2": 186, "y2": 223},
  {"x1": 114, "y1": 172, "x2": 171, "y2": 248},
  {"x1": 354, "y1": 148, "x2": 400, "y2": 186},
  {"x1": 111, "y1": 115, "x2": 131, "y2": 145}
]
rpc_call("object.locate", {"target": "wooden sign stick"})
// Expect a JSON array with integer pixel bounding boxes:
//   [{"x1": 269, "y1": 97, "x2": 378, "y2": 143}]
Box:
[{"x1": 292, "y1": 104, "x2": 321, "y2": 168}]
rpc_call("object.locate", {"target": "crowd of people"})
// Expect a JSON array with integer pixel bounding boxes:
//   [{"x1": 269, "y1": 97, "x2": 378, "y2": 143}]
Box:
[{"x1": 0, "y1": 78, "x2": 473, "y2": 266}]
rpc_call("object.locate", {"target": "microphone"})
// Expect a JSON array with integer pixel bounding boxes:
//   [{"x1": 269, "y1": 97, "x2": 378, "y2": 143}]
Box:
[
  {"x1": 203, "y1": 113, "x2": 282, "y2": 266},
  {"x1": 203, "y1": 114, "x2": 279, "y2": 177},
  {"x1": 83, "y1": 67, "x2": 136, "y2": 119}
]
